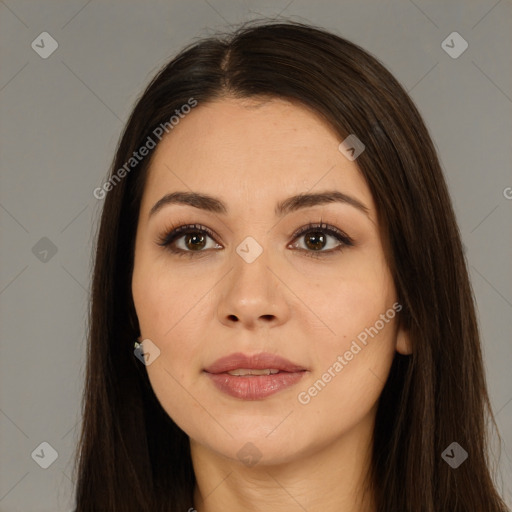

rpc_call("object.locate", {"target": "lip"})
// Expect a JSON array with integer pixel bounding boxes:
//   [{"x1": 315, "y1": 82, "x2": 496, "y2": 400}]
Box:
[
  {"x1": 204, "y1": 352, "x2": 307, "y2": 400},
  {"x1": 204, "y1": 352, "x2": 306, "y2": 374}
]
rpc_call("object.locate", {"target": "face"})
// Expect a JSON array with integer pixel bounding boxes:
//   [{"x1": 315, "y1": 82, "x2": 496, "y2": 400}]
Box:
[{"x1": 131, "y1": 97, "x2": 411, "y2": 466}]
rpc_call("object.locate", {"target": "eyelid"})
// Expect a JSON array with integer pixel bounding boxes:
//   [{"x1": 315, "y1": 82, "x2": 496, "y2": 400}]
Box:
[
  {"x1": 290, "y1": 222, "x2": 353, "y2": 245},
  {"x1": 156, "y1": 222, "x2": 219, "y2": 247},
  {"x1": 156, "y1": 220, "x2": 354, "y2": 256}
]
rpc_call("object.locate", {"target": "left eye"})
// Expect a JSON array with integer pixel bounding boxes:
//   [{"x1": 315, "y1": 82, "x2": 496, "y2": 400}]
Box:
[
  {"x1": 157, "y1": 222, "x2": 354, "y2": 258},
  {"x1": 290, "y1": 223, "x2": 354, "y2": 255}
]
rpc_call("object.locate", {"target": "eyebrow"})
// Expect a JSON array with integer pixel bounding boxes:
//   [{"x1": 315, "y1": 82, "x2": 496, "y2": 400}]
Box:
[{"x1": 148, "y1": 190, "x2": 370, "y2": 219}]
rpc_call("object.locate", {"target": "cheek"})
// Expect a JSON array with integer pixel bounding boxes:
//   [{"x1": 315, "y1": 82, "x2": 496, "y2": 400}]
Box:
[
  {"x1": 294, "y1": 255, "x2": 398, "y2": 410},
  {"x1": 301, "y1": 252, "x2": 395, "y2": 354},
  {"x1": 132, "y1": 255, "x2": 203, "y2": 342},
  {"x1": 132, "y1": 265, "x2": 206, "y2": 432},
  {"x1": 299, "y1": 288, "x2": 399, "y2": 416},
  {"x1": 296, "y1": 316, "x2": 397, "y2": 439},
  {"x1": 132, "y1": 260, "x2": 207, "y2": 392}
]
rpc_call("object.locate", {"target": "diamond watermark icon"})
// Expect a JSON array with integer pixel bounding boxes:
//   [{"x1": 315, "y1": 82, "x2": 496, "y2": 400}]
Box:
[
  {"x1": 32, "y1": 237, "x2": 58, "y2": 263},
  {"x1": 31, "y1": 441, "x2": 59, "y2": 469},
  {"x1": 31, "y1": 32, "x2": 59, "y2": 59},
  {"x1": 134, "y1": 339, "x2": 161, "y2": 366},
  {"x1": 237, "y1": 442, "x2": 262, "y2": 467},
  {"x1": 441, "y1": 32, "x2": 468, "y2": 59},
  {"x1": 236, "y1": 236, "x2": 263, "y2": 264},
  {"x1": 338, "y1": 134, "x2": 365, "y2": 161},
  {"x1": 441, "y1": 441, "x2": 468, "y2": 468}
]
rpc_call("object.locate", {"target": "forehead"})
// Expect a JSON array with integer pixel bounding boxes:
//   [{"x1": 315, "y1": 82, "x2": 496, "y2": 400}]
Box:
[{"x1": 141, "y1": 97, "x2": 375, "y2": 216}]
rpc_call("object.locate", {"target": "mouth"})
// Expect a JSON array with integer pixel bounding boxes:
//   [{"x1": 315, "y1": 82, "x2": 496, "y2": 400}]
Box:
[
  {"x1": 224, "y1": 368, "x2": 281, "y2": 376},
  {"x1": 204, "y1": 352, "x2": 307, "y2": 400}
]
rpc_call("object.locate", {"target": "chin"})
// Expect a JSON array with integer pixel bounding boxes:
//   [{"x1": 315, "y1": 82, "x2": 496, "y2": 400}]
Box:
[{"x1": 191, "y1": 425, "x2": 317, "y2": 468}]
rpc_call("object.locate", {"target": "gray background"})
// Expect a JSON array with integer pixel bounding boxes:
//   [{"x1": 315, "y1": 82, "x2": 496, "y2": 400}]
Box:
[{"x1": 1, "y1": 0, "x2": 511, "y2": 510}]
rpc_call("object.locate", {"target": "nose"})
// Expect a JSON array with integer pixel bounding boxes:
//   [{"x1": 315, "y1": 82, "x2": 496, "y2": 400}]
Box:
[{"x1": 216, "y1": 248, "x2": 291, "y2": 330}]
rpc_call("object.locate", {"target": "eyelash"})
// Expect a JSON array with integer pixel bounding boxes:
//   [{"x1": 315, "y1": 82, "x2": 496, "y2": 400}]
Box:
[{"x1": 156, "y1": 221, "x2": 354, "y2": 259}]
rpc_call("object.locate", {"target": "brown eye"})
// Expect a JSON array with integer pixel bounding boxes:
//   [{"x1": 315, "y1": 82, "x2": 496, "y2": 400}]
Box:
[
  {"x1": 183, "y1": 232, "x2": 207, "y2": 251},
  {"x1": 157, "y1": 221, "x2": 354, "y2": 259},
  {"x1": 157, "y1": 224, "x2": 221, "y2": 257},
  {"x1": 303, "y1": 231, "x2": 327, "y2": 251},
  {"x1": 290, "y1": 222, "x2": 354, "y2": 258}
]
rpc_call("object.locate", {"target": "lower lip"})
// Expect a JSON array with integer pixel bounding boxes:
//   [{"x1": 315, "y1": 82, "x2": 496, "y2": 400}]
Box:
[{"x1": 205, "y1": 371, "x2": 306, "y2": 400}]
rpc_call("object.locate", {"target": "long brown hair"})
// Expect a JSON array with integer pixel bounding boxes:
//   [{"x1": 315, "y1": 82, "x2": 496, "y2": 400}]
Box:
[{"x1": 74, "y1": 20, "x2": 509, "y2": 511}]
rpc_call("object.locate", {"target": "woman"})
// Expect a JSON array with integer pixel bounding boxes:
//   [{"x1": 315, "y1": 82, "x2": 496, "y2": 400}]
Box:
[{"x1": 74, "y1": 21, "x2": 509, "y2": 511}]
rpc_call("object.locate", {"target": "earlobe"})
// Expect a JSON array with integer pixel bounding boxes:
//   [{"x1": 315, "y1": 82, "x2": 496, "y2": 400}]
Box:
[{"x1": 396, "y1": 326, "x2": 413, "y2": 355}]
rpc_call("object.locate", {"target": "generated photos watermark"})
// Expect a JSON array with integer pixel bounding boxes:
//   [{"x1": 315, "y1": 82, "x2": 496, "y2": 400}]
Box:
[
  {"x1": 441, "y1": 441, "x2": 468, "y2": 469},
  {"x1": 93, "y1": 97, "x2": 198, "y2": 199},
  {"x1": 297, "y1": 302, "x2": 402, "y2": 405},
  {"x1": 134, "y1": 338, "x2": 161, "y2": 366},
  {"x1": 338, "y1": 133, "x2": 365, "y2": 161}
]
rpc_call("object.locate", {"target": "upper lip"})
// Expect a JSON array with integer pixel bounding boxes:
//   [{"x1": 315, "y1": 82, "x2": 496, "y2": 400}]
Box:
[{"x1": 204, "y1": 352, "x2": 306, "y2": 374}]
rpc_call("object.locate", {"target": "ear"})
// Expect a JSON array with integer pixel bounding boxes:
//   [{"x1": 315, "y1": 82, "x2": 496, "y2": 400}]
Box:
[{"x1": 395, "y1": 323, "x2": 412, "y2": 355}]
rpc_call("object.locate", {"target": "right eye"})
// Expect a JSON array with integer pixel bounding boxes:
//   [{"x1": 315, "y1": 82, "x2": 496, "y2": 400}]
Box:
[{"x1": 156, "y1": 223, "x2": 222, "y2": 257}]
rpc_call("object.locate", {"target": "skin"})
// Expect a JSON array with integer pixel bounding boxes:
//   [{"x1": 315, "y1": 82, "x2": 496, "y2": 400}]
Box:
[{"x1": 131, "y1": 96, "x2": 412, "y2": 512}]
